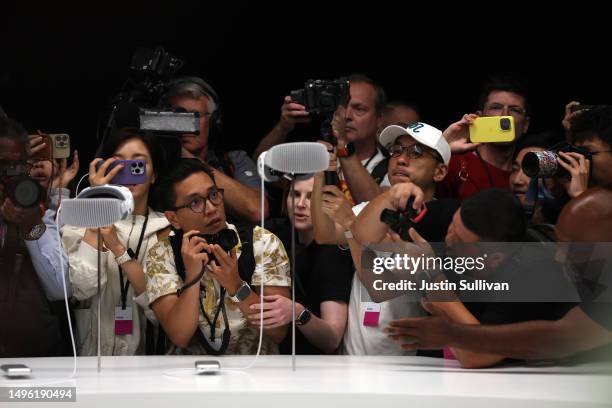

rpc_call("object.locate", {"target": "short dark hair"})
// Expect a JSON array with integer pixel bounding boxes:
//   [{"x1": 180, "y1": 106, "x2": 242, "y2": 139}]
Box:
[
  {"x1": 152, "y1": 158, "x2": 216, "y2": 211},
  {"x1": 0, "y1": 116, "x2": 29, "y2": 154},
  {"x1": 512, "y1": 131, "x2": 560, "y2": 162},
  {"x1": 98, "y1": 128, "x2": 164, "y2": 178},
  {"x1": 460, "y1": 189, "x2": 526, "y2": 241},
  {"x1": 568, "y1": 105, "x2": 612, "y2": 148},
  {"x1": 477, "y1": 75, "x2": 530, "y2": 114},
  {"x1": 348, "y1": 74, "x2": 387, "y2": 113}
]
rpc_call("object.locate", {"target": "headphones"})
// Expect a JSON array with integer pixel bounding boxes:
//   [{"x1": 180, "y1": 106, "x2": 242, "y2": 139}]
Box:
[{"x1": 163, "y1": 76, "x2": 223, "y2": 143}]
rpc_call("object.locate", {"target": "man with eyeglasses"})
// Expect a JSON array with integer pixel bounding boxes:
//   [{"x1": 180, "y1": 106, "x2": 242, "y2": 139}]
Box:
[
  {"x1": 144, "y1": 159, "x2": 291, "y2": 354},
  {"x1": 567, "y1": 106, "x2": 612, "y2": 192},
  {"x1": 164, "y1": 77, "x2": 267, "y2": 223},
  {"x1": 311, "y1": 122, "x2": 460, "y2": 356},
  {"x1": 437, "y1": 76, "x2": 531, "y2": 200}
]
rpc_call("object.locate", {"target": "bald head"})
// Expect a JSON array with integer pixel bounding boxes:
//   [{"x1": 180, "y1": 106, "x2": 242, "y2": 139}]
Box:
[{"x1": 556, "y1": 188, "x2": 612, "y2": 241}]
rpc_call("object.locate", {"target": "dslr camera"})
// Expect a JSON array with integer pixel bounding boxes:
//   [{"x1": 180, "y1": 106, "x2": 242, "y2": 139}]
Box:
[
  {"x1": 193, "y1": 228, "x2": 239, "y2": 265},
  {"x1": 521, "y1": 142, "x2": 592, "y2": 179},
  {"x1": 291, "y1": 78, "x2": 350, "y2": 115},
  {"x1": 380, "y1": 198, "x2": 427, "y2": 241},
  {"x1": 0, "y1": 163, "x2": 44, "y2": 208}
]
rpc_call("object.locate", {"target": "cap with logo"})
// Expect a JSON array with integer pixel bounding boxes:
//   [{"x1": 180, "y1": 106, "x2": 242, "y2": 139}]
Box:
[{"x1": 379, "y1": 122, "x2": 451, "y2": 165}]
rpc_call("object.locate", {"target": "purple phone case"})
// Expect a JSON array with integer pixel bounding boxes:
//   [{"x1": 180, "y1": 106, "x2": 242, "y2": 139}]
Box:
[{"x1": 96, "y1": 160, "x2": 147, "y2": 185}]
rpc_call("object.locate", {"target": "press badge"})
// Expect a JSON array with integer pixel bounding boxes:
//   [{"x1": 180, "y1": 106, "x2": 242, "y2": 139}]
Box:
[
  {"x1": 114, "y1": 306, "x2": 133, "y2": 335},
  {"x1": 362, "y1": 302, "x2": 381, "y2": 327}
]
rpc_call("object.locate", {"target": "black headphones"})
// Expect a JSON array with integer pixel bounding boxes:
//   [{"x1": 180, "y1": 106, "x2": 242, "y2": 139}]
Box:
[{"x1": 163, "y1": 76, "x2": 223, "y2": 142}]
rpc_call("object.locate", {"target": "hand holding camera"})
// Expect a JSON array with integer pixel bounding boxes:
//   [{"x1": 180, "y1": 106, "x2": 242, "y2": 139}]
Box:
[
  {"x1": 278, "y1": 95, "x2": 311, "y2": 132},
  {"x1": 381, "y1": 183, "x2": 427, "y2": 241},
  {"x1": 321, "y1": 184, "x2": 355, "y2": 230},
  {"x1": 556, "y1": 151, "x2": 590, "y2": 198},
  {"x1": 181, "y1": 230, "x2": 211, "y2": 281}
]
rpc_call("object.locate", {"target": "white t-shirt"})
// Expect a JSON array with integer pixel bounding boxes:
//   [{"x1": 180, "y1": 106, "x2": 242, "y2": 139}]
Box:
[{"x1": 342, "y1": 202, "x2": 424, "y2": 356}]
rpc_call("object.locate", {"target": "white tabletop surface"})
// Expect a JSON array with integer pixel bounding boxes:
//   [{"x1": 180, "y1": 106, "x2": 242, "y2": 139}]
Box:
[{"x1": 1, "y1": 355, "x2": 611, "y2": 407}]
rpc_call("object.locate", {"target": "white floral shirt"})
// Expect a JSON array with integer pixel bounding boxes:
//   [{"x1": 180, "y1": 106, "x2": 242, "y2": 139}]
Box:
[{"x1": 145, "y1": 224, "x2": 291, "y2": 355}]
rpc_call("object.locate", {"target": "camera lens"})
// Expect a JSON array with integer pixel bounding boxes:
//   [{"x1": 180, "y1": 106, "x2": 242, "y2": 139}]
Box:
[
  {"x1": 522, "y1": 151, "x2": 559, "y2": 178},
  {"x1": 500, "y1": 118, "x2": 511, "y2": 131},
  {"x1": 11, "y1": 176, "x2": 43, "y2": 208}
]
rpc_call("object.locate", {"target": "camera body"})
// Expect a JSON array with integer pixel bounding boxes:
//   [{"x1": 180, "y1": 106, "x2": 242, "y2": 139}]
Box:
[
  {"x1": 290, "y1": 78, "x2": 350, "y2": 115},
  {"x1": 194, "y1": 228, "x2": 239, "y2": 265},
  {"x1": 521, "y1": 142, "x2": 592, "y2": 179},
  {"x1": 130, "y1": 46, "x2": 183, "y2": 79},
  {"x1": 379, "y1": 198, "x2": 427, "y2": 241},
  {"x1": 0, "y1": 163, "x2": 44, "y2": 208}
]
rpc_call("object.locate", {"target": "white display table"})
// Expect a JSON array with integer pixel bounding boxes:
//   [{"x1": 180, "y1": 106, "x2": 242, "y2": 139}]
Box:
[{"x1": 1, "y1": 355, "x2": 611, "y2": 407}]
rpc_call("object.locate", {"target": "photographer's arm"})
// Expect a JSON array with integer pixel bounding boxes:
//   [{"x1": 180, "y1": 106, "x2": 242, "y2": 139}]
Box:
[
  {"x1": 352, "y1": 190, "x2": 395, "y2": 246},
  {"x1": 312, "y1": 172, "x2": 348, "y2": 245},
  {"x1": 427, "y1": 301, "x2": 505, "y2": 369},
  {"x1": 253, "y1": 96, "x2": 310, "y2": 160},
  {"x1": 338, "y1": 154, "x2": 383, "y2": 203}
]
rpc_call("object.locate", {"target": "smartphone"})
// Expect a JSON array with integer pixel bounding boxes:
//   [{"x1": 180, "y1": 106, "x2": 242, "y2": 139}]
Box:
[
  {"x1": 30, "y1": 134, "x2": 52, "y2": 160},
  {"x1": 30, "y1": 134, "x2": 70, "y2": 159},
  {"x1": 195, "y1": 360, "x2": 220, "y2": 374},
  {"x1": 1, "y1": 364, "x2": 32, "y2": 378},
  {"x1": 469, "y1": 116, "x2": 515, "y2": 143},
  {"x1": 48, "y1": 133, "x2": 71, "y2": 159},
  {"x1": 96, "y1": 159, "x2": 147, "y2": 185}
]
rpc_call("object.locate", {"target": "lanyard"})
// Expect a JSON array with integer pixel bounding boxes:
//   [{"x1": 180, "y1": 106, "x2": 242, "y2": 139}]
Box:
[
  {"x1": 118, "y1": 212, "x2": 149, "y2": 309},
  {"x1": 198, "y1": 283, "x2": 231, "y2": 355}
]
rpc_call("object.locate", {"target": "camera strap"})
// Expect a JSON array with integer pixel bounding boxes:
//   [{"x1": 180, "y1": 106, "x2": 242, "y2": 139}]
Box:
[
  {"x1": 524, "y1": 178, "x2": 539, "y2": 220},
  {"x1": 197, "y1": 283, "x2": 231, "y2": 355},
  {"x1": 118, "y1": 213, "x2": 149, "y2": 309}
]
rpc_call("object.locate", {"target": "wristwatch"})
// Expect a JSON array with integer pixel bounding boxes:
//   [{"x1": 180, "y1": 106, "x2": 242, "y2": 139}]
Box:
[
  {"x1": 229, "y1": 281, "x2": 252, "y2": 303},
  {"x1": 336, "y1": 142, "x2": 355, "y2": 158},
  {"x1": 295, "y1": 308, "x2": 312, "y2": 326},
  {"x1": 115, "y1": 248, "x2": 136, "y2": 266},
  {"x1": 22, "y1": 222, "x2": 46, "y2": 241}
]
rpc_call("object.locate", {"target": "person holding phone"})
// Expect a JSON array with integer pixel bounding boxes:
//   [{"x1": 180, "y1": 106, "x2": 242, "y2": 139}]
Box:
[
  {"x1": 61, "y1": 129, "x2": 170, "y2": 356},
  {"x1": 437, "y1": 76, "x2": 531, "y2": 200}
]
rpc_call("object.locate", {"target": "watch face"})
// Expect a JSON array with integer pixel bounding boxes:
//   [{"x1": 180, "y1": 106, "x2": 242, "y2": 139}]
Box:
[{"x1": 298, "y1": 309, "x2": 312, "y2": 325}]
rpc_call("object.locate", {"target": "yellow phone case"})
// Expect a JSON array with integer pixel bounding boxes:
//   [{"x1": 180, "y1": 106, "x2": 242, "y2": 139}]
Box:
[{"x1": 469, "y1": 116, "x2": 516, "y2": 143}]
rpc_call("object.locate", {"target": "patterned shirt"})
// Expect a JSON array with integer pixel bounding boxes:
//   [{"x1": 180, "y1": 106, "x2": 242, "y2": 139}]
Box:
[{"x1": 145, "y1": 224, "x2": 291, "y2": 355}]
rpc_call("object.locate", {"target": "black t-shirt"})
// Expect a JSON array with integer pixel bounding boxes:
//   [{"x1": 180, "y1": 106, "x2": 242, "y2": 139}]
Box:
[
  {"x1": 404, "y1": 198, "x2": 459, "y2": 358},
  {"x1": 412, "y1": 198, "x2": 460, "y2": 243},
  {"x1": 580, "y1": 302, "x2": 612, "y2": 331},
  {"x1": 266, "y1": 218, "x2": 354, "y2": 354}
]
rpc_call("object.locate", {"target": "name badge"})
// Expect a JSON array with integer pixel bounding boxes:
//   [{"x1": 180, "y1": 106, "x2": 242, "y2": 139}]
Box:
[
  {"x1": 362, "y1": 302, "x2": 381, "y2": 327},
  {"x1": 114, "y1": 306, "x2": 133, "y2": 335}
]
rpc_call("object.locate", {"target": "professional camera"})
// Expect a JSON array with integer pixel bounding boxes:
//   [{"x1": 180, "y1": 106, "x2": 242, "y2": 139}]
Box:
[
  {"x1": 380, "y1": 198, "x2": 427, "y2": 241},
  {"x1": 521, "y1": 142, "x2": 592, "y2": 179},
  {"x1": 193, "y1": 228, "x2": 239, "y2": 264},
  {"x1": 290, "y1": 78, "x2": 350, "y2": 115},
  {"x1": 0, "y1": 164, "x2": 44, "y2": 208},
  {"x1": 130, "y1": 46, "x2": 184, "y2": 81}
]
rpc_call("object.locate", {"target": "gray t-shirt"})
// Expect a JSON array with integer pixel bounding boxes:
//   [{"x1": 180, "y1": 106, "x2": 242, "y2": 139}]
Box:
[{"x1": 206, "y1": 150, "x2": 262, "y2": 189}]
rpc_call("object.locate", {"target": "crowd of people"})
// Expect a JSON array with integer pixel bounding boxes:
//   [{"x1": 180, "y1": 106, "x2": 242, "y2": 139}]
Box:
[{"x1": 1, "y1": 73, "x2": 611, "y2": 367}]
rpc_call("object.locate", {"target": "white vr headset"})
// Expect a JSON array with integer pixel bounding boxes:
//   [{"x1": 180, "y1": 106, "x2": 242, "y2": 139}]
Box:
[{"x1": 59, "y1": 185, "x2": 134, "y2": 228}]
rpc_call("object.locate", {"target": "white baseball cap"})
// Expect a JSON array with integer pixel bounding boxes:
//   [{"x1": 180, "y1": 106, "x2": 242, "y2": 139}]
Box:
[{"x1": 379, "y1": 122, "x2": 451, "y2": 165}]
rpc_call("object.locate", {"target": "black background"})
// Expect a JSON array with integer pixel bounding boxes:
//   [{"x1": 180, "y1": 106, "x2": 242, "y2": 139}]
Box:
[{"x1": 2, "y1": 2, "x2": 610, "y2": 164}]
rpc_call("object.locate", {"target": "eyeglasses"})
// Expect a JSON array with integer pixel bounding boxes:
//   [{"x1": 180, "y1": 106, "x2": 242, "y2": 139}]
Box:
[
  {"x1": 484, "y1": 103, "x2": 526, "y2": 116},
  {"x1": 172, "y1": 188, "x2": 224, "y2": 213},
  {"x1": 590, "y1": 150, "x2": 612, "y2": 156},
  {"x1": 388, "y1": 143, "x2": 441, "y2": 162}
]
